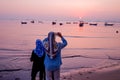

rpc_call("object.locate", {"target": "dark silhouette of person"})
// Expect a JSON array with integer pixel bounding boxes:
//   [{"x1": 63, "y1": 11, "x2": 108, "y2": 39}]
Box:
[{"x1": 30, "y1": 39, "x2": 46, "y2": 80}]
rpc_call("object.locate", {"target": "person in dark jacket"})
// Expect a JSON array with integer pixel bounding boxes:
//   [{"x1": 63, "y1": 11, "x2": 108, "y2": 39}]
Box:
[{"x1": 30, "y1": 39, "x2": 45, "y2": 80}]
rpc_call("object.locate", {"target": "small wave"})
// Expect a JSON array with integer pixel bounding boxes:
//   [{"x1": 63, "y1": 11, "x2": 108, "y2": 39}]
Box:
[
  {"x1": 0, "y1": 68, "x2": 31, "y2": 72},
  {"x1": 64, "y1": 48, "x2": 113, "y2": 50},
  {"x1": 62, "y1": 54, "x2": 120, "y2": 60},
  {"x1": 0, "y1": 48, "x2": 113, "y2": 52},
  {"x1": 64, "y1": 35, "x2": 110, "y2": 38},
  {"x1": 62, "y1": 66, "x2": 91, "y2": 70},
  {"x1": 0, "y1": 69, "x2": 22, "y2": 72},
  {"x1": 37, "y1": 34, "x2": 112, "y2": 38},
  {"x1": 62, "y1": 55, "x2": 106, "y2": 59},
  {"x1": 106, "y1": 54, "x2": 120, "y2": 60},
  {"x1": 0, "y1": 48, "x2": 23, "y2": 51}
]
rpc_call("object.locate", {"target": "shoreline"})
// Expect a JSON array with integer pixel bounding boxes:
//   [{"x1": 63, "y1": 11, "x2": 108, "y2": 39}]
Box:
[
  {"x1": 60, "y1": 63, "x2": 120, "y2": 80},
  {"x1": 0, "y1": 60, "x2": 120, "y2": 80}
]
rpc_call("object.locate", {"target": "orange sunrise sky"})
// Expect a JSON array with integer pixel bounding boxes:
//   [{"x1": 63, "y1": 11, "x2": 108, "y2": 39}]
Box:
[{"x1": 0, "y1": 0, "x2": 120, "y2": 21}]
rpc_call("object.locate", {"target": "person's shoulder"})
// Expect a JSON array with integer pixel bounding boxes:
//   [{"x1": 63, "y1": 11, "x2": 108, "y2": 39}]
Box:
[
  {"x1": 32, "y1": 50, "x2": 34, "y2": 53},
  {"x1": 43, "y1": 37, "x2": 48, "y2": 42},
  {"x1": 57, "y1": 42, "x2": 62, "y2": 47}
]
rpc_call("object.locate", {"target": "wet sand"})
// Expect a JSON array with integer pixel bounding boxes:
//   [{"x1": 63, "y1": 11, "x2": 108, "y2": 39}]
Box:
[
  {"x1": 60, "y1": 63, "x2": 120, "y2": 80},
  {"x1": 0, "y1": 61, "x2": 120, "y2": 80}
]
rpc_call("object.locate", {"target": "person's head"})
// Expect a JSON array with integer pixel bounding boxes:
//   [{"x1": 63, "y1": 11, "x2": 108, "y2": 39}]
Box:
[
  {"x1": 48, "y1": 31, "x2": 55, "y2": 42},
  {"x1": 47, "y1": 31, "x2": 58, "y2": 59},
  {"x1": 34, "y1": 39, "x2": 44, "y2": 57},
  {"x1": 35, "y1": 39, "x2": 43, "y2": 49}
]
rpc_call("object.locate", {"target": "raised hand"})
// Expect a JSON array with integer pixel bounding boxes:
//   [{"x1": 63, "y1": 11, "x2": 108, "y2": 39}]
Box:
[{"x1": 57, "y1": 32, "x2": 62, "y2": 38}]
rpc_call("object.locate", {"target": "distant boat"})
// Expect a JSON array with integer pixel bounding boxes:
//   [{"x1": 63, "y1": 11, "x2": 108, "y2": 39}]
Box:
[
  {"x1": 66, "y1": 22, "x2": 71, "y2": 24},
  {"x1": 79, "y1": 21, "x2": 84, "y2": 27},
  {"x1": 31, "y1": 20, "x2": 35, "y2": 23},
  {"x1": 21, "y1": 21, "x2": 27, "y2": 24},
  {"x1": 104, "y1": 22, "x2": 114, "y2": 26},
  {"x1": 52, "y1": 21, "x2": 56, "y2": 25},
  {"x1": 84, "y1": 22, "x2": 88, "y2": 24},
  {"x1": 89, "y1": 23, "x2": 97, "y2": 26},
  {"x1": 38, "y1": 21, "x2": 43, "y2": 24},
  {"x1": 59, "y1": 23, "x2": 63, "y2": 26},
  {"x1": 116, "y1": 31, "x2": 119, "y2": 33},
  {"x1": 73, "y1": 22, "x2": 78, "y2": 24}
]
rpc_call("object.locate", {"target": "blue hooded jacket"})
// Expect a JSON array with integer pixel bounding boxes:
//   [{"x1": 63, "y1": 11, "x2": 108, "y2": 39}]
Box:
[{"x1": 43, "y1": 37, "x2": 67, "y2": 71}]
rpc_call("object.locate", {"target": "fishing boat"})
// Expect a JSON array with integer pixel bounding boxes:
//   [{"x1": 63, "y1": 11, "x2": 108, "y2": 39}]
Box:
[
  {"x1": 52, "y1": 21, "x2": 56, "y2": 25},
  {"x1": 116, "y1": 31, "x2": 119, "y2": 33},
  {"x1": 73, "y1": 22, "x2": 78, "y2": 24},
  {"x1": 104, "y1": 22, "x2": 114, "y2": 26},
  {"x1": 79, "y1": 21, "x2": 84, "y2": 27},
  {"x1": 31, "y1": 20, "x2": 35, "y2": 23},
  {"x1": 89, "y1": 23, "x2": 97, "y2": 26},
  {"x1": 66, "y1": 22, "x2": 71, "y2": 24},
  {"x1": 59, "y1": 23, "x2": 63, "y2": 26},
  {"x1": 21, "y1": 21, "x2": 27, "y2": 24}
]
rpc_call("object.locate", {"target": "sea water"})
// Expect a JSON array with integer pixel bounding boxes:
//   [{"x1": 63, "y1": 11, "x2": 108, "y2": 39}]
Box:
[{"x1": 0, "y1": 20, "x2": 120, "y2": 74}]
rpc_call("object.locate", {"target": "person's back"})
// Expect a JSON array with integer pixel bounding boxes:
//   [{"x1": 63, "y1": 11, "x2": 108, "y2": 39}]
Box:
[
  {"x1": 43, "y1": 32, "x2": 67, "y2": 80},
  {"x1": 30, "y1": 39, "x2": 45, "y2": 80}
]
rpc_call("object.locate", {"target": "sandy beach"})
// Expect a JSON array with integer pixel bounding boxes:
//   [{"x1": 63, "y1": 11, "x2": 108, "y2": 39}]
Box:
[
  {"x1": 0, "y1": 59, "x2": 120, "y2": 80},
  {"x1": 60, "y1": 63, "x2": 120, "y2": 80}
]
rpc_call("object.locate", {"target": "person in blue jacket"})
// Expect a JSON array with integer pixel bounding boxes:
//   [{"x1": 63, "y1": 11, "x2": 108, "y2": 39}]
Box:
[
  {"x1": 43, "y1": 32, "x2": 67, "y2": 80},
  {"x1": 30, "y1": 39, "x2": 46, "y2": 80}
]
